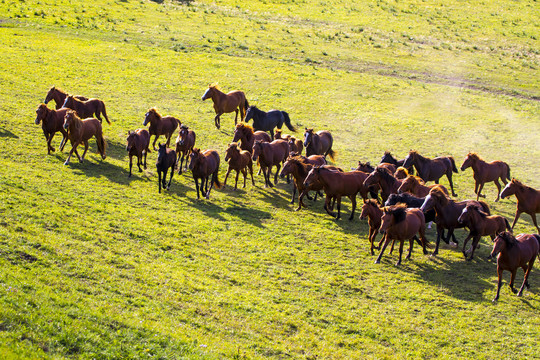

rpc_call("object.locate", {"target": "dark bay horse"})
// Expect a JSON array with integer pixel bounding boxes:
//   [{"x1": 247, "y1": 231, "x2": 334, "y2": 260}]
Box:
[
  {"x1": 403, "y1": 150, "x2": 458, "y2": 197},
  {"x1": 156, "y1": 143, "x2": 176, "y2": 193},
  {"x1": 232, "y1": 123, "x2": 271, "y2": 153},
  {"x1": 62, "y1": 95, "x2": 110, "y2": 125},
  {"x1": 303, "y1": 128, "x2": 335, "y2": 160},
  {"x1": 501, "y1": 179, "x2": 540, "y2": 233},
  {"x1": 189, "y1": 148, "x2": 222, "y2": 199},
  {"x1": 35, "y1": 104, "x2": 69, "y2": 154},
  {"x1": 363, "y1": 167, "x2": 402, "y2": 203},
  {"x1": 360, "y1": 199, "x2": 385, "y2": 255},
  {"x1": 175, "y1": 125, "x2": 196, "y2": 174},
  {"x1": 62, "y1": 110, "x2": 106, "y2": 165},
  {"x1": 490, "y1": 232, "x2": 540, "y2": 301},
  {"x1": 279, "y1": 155, "x2": 326, "y2": 210},
  {"x1": 376, "y1": 204, "x2": 428, "y2": 265},
  {"x1": 244, "y1": 106, "x2": 295, "y2": 140},
  {"x1": 224, "y1": 142, "x2": 254, "y2": 189},
  {"x1": 380, "y1": 151, "x2": 414, "y2": 175},
  {"x1": 126, "y1": 129, "x2": 150, "y2": 177},
  {"x1": 251, "y1": 139, "x2": 289, "y2": 187},
  {"x1": 44, "y1": 86, "x2": 88, "y2": 109},
  {"x1": 458, "y1": 204, "x2": 511, "y2": 260},
  {"x1": 398, "y1": 175, "x2": 449, "y2": 198},
  {"x1": 461, "y1": 152, "x2": 511, "y2": 201},
  {"x1": 420, "y1": 187, "x2": 490, "y2": 257},
  {"x1": 143, "y1": 108, "x2": 181, "y2": 151},
  {"x1": 201, "y1": 84, "x2": 248, "y2": 129}
]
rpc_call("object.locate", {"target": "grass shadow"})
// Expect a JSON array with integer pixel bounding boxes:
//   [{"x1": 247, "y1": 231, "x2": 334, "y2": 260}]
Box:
[
  {"x1": 0, "y1": 128, "x2": 19, "y2": 139},
  {"x1": 68, "y1": 157, "x2": 135, "y2": 185}
]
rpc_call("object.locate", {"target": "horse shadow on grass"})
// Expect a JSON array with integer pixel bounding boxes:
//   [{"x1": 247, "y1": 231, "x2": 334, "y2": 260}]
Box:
[
  {"x1": 67, "y1": 157, "x2": 135, "y2": 185},
  {"x1": 0, "y1": 128, "x2": 19, "y2": 139}
]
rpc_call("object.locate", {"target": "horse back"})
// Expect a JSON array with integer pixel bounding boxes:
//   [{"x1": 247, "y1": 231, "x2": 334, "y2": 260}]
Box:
[
  {"x1": 515, "y1": 234, "x2": 540, "y2": 264},
  {"x1": 81, "y1": 118, "x2": 103, "y2": 139},
  {"x1": 254, "y1": 131, "x2": 271, "y2": 143},
  {"x1": 52, "y1": 108, "x2": 69, "y2": 132},
  {"x1": 162, "y1": 116, "x2": 180, "y2": 132},
  {"x1": 203, "y1": 149, "x2": 220, "y2": 173}
]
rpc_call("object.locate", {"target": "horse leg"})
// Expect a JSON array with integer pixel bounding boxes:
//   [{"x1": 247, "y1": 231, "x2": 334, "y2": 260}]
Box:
[
  {"x1": 44, "y1": 131, "x2": 54, "y2": 154},
  {"x1": 368, "y1": 228, "x2": 375, "y2": 255},
  {"x1": 166, "y1": 133, "x2": 172, "y2": 148},
  {"x1": 248, "y1": 162, "x2": 255, "y2": 186},
  {"x1": 405, "y1": 237, "x2": 415, "y2": 260},
  {"x1": 274, "y1": 164, "x2": 281, "y2": 185},
  {"x1": 509, "y1": 269, "x2": 518, "y2": 293},
  {"x1": 64, "y1": 142, "x2": 76, "y2": 165},
  {"x1": 128, "y1": 154, "x2": 133, "y2": 177},
  {"x1": 493, "y1": 267, "x2": 503, "y2": 302},
  {"x1": 348, "y1": 195, "x2": 357, "y2": 221},
  {"x1": 494, "y1": 179, "x2": 502, "y2": 202},
  {"x1": 510, "y1": 210, "x2": 522, "y2": 230},
  {"x1": 396, "y1": 240, "x2": 406, "y2": 266},
  {"x1": 223, "y1": 168, "x2": 231, "y2": 187},
  {"x1": 152, "y1": 135, "x2": 158, "y2": 151},
  {"x1": 335, "y1": 196, "x2": 342, "y2": 220},
  {"x1": 167, "y1": 166, "x2": 174, "y2": 190},
  {"x1": 375, "y1": 236, "x2": 392, "y2": 264},
  {"x1": 234, "y1": 109, "x2": 239, "y2": 125},
  {"x1": 162, "y1": 168, "x2": 168, "y2": 189},
  {"x1": 323, "y1": 194, "x2": 336, "y2": 218},
  {"x1": 432, "y1": 225, "x2": 443, "y2": 256},
  {"x1": 461, "y1": 233, "x2": 473, "y2": 259},
  {"x1": 79, "y1": 140, "x2": 89, "y2": 162},
  {"x1": 517, "y1": 261, "x2": 535, "y2": 296},
  {"x1": 143, "y1": 150, "x2": 147, "y2": 170},
  {"x1": 241, "y1": 168, "x2": 247, "y2": 188},
  {"x1": 193, "y1": 176, "x2": 200, "y2": 199},
  {"x1": 530, "y1": 212, "x2": 540, "y2": 234},
  {"x1": 468, "y1": 236, "x2": 480, "y2": 260},
  {"x1": 158, "y1": 170, "x2": 162, "y2": 193},
  {"x1": 477, "y1": 182, "x2": 486, "y2": 199},
  {"x1": 137, "y1": 154, "x2": 143, "y2": 172},
  {"x1": 447, "y1": 173, "x2": 457, "y2": 197},
  {"x1": 234, "y1": 170, "x2": 240, "y2": 190},
  {"x1": 178, "y1": 154, "x2": 184, "y2": 174},
  {"x1": 215, "y1": 114, "x2": 221, "y2": 129}
]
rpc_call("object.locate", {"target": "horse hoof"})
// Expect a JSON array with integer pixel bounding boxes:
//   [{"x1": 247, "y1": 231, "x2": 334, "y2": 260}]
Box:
[
  {"x1": 374, "y1": 260, "x2": 380, "y2": 264},
  {"x1": 64, "y1": 161, "x2": 69, "y2": 165},
  {"x1": 517, "y1": 292, "x2": 523, "y2": 297},
  {"x1": 395, "y1": 261, "x2": 401, "y2": 266},
  {"x1": 492, "y1": 298, "x2": 498, "y2": 303}
]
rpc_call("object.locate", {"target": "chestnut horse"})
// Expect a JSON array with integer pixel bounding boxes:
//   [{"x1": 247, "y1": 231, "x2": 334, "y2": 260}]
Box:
[
  {"x1": 420, "y1": 187, "x2": 490, "y2": 257},
  {"x1": 232, "y1": 123, "x2": 271, "y2": 153},
  {"x1": 62, "y1": 95, "x2": 110, "y2": 125},
  {"x1": 44, "y1": 86, "x2": 87, "y2": 109},
  {"x1": 224, "y1": 142, "x2": 254, "y2": 189},
  {"x1": 279, "y1": 155, "x2": 326, "y2": 210},
  {"x1": 143, "y1": 108, "x2": 181, "y2": 151},
  {"x1": 303, "y1": 166, "x2": 370, "y2": 220},
  {"x1": 126, "y1": 129, "x2": 150, "y2": 177},
  {"x1": 458, "y1": 204, "x2": 511, "y2": 260},
  {"x1": 288, "y1": 136, "x2": 303, "y2": 155},
  {"x1": 376, "y1": 204, "x2": 428, "y2": 265},
  {"x1": 501, "y1": 179, "x2": 540, "y2": 233},
  {"x1": 402, "y1": 150, "x2": 458, "y2": 197},
  {"x1": 35, "y1": 104, "x2": 69, "y2": 154},
  {"x1": 244, "y1": 106, "x2": 295, "y2": 140},
  {"x1": 189, "y1": 148, "x2": 222, "y2": 199},
  {"x1": 156, "y1": 143, "x2": 176, "y2": 193},
  {"x1": 175, "y1": 125, "x2": 196, "y2": 174},
  {"x1": 201, "y1": 84, "x2": 248, "y2": 129},
  {"x1": 398, "y1": 175, "x2": 449, "y2": 198},
  {"x1": 303, "y1": 128, "x2": 335, "y2": 160},
  {"x1": 62, "y1": 110, "x2": 106, "y2": 165},
  {"x1": 360, "y1": 199, "x2": 385, "y2": 255},
  {"x1": 490, "y1": 232, "x2": 540, "y2": 302},
  {"x1": 251, "y1": 139, "x2": 289, "y2": 187},
  {"x1": 460, "y1": 152, "x2": 511, "y2": 201},
  {"x1": 363, "y1": 167, "x2": 402, "y2": 203}
]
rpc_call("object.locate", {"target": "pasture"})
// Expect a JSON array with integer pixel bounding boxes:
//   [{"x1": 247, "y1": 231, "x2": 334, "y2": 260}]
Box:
[{"x1": 0, "y1": 0, "x2": 539, "y2": 359}]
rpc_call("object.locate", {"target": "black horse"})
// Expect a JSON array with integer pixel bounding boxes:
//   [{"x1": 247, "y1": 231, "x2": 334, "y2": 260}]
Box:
[
  {"x1": 380, "y1": 151, "x2": 414, "y2": 175},
  {"x1": 157, "y1": 143, "x2": 176, "y2": 193},
  {"x1": 244, "y1": 105, "x2": 295, "y2": 140}
]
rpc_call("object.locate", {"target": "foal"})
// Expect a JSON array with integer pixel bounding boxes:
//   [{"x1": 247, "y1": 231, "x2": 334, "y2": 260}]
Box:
[
  {"x1": 500, "y1": 179, "x2": 540, "y2": 233},
  {"x1": 189, "y1": 148, "x2": 222, "y2": 199},
  {"x1": 224, "y1": 142, "x2": 254, "y2": 189},
  {"x1": 126, "y1": 129, "x2": 150, "y2": 177},
  {"x1": 156, "y1": 143, "x2": 176, "y2": 193},
  {"x1": 62, "y1": 110, "x2": 106, "y2": 165},
  {"x1": 175, "y1": 125, "x2": 196, "y2": 174},
  {"x1": 359, "y1": 199, "x2": 385, "y2": 255}
]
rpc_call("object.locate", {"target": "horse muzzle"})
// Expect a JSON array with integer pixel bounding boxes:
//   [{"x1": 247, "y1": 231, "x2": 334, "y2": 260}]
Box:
[{"x1": 35, "y1": 118, "x2": 41, "y2": 125}]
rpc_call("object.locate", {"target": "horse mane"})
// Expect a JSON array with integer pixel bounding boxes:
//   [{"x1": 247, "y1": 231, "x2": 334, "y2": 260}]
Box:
[
  {"x1": 236, "y1": 122, "x2": 254, "y2": 133},
  {"x1": 209, "y1": 83, "x2": 219, "y2": 89},
  {"x1": 365, "y1": 199, "x2": 380, "y2": 208},
  {"x1": 512, "y1": 178, "x2": 536, "y2": 193},
  {"x1": 429, "y1": 187, "x2": 449, "y2": 205},
  {"x1": 67, "y1": 110, "x2": 82, "y2": 130},
  {"x1": 405, "y1": 174, "x2": 425, "y2": 185},
  {"x1": 466, "y1": 203, "x2": 488, "y2": 217},
  {"x1": 376, "y1": 166, "x2": 396, "y2": 183},
  {"x1": 305, "y1": 128, "x2": 314, "y2": 133},
  {"x1": 499, "y1": 231, "x2": 517, "y2": 249},
  {"x1": 148, "y1": 107, "x2": 162, "y2": 119},
  {"x1": 467, "y1": 152, "x2": 481, "y2": 161},
  {"x1": 181, "y1": 124, "x2": 189, "y2": 130},
  {"x1": 385, "y1": 203, "x2": 408, "y2": 224}
]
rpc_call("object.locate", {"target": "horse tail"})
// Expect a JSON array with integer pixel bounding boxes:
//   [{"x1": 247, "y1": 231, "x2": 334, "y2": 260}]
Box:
[
  {"x1": 282, "y1": 111, "x2": 296, "y2": 132},
  {"x1": 533, "y1": 234, "x2": 540, "y2": 260},
  {"x1": 212, "y1": 169, "x2": 222, "y2": 189},
  {"x1": 244, "y1": 98, "x2": 249, "y2": 111},
  {"x1": 449, "y1": 156, "x2": 458, "y2": 173},
  {"x1": 97, "y1": 132, "x2": 107, "y2": 159},
  {"x1": 506, "y1": 163, "x2": 511, "y2": 181},
  {"x1": 326, "y1": 148, "x2": 336, "y2": 162},
  {"x1": 504, "y1": 217, "x2": 511, "y2": 231},
  {"x1": 101, "y1": 101, "x2": 111, "y2": 125}
]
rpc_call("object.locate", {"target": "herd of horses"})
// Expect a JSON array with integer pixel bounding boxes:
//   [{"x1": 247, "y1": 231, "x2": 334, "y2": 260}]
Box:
[{"x1": 35, "y1": 85, "x2": 540, "y2": 302}]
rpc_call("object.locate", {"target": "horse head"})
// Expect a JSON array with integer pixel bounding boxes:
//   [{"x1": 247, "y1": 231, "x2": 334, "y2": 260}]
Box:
[
  {"x1": 144, "y1": 108, "x2": 159, "y2": 126},
  {"x1": 189, "y1": 148, "x2": 201, "y2": 170},
  {"x1": 63, "y1": 110, "x2": 80, "y2": 131},
  {"x1": 126, "y1": 130, "x2": 136, "y2": 152},
  {"x1": 44, "y1": 86, "x2": 56, "y2": 104},
  {"x1": 461, "y1": 152, "x2": 479, "y2": 171},
  {"x1": 500, "y1": 178, "x2": 518, "y2": 199},
  {"x1": 402, "y1": 150, "x2": 416, "y2": 168},
  {"x1": 251, "y1": 140, "x2": 264, "y2": 161},
  {"x1": 244, "y1": 106, "x2": 257, "y2": 122},
  {"x1": 62, "y1": 95, "x2": 74, "y2": 109},
  {"x1": 201, "y1": 84, "x2": 216, "y2": 101},
  {"x1": 157, "y1": 143, "x2": 167, "y2": 163},
  {"x1": 303, "y1": 128, "x2": 314, "y2": 147},
  {"x1": 380, "y1": 204, "x2": 407, "y2": 233},
  {"x1": 225, "y1": 143, "x2": 239, "y2": 162},
  {"x1": 394, "y1": 167, "x2": 409, "y2": 180},
  {"x1": 420, "y1": 187, "x2": 448, "y2": 212},
  {"x1": 490, "y1": 231, "x2": 516, "y2": 258},
  {"x1": 35, "y1": 104, "x2": 48, "y2": 125}
]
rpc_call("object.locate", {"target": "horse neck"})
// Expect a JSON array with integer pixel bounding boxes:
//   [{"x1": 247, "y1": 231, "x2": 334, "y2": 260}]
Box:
[
  {"x1": 469, "y1": 157, "x2": 484, "y2": 172},
  {"x1": 211, "y1": 88, "x2": 225, "y2": 103},
  {"x1": 68, "y1": 118, "x2": 82, "y2": 138}
]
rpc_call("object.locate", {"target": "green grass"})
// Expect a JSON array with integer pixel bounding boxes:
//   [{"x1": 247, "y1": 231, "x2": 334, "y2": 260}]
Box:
[{"x1": 0, "y1": 0, "x2": 539, "y2": 358}]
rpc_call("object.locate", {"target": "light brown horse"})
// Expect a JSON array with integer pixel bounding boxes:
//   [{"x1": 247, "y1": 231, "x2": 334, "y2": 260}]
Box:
[
  {"x1": 376, "y1": 204, "x2": 428, "y2": 265},
  {"x1": 303, "y1": 128, "x2": 335, "y2": 160},
  {"x1": 501, "y1": 179, "x2": 540, "y2": 233},
  {"x1": 62, "y1": 95, "x2": 110, "y2": 125},
  {"x1": 175, "y1": 125, "x2": 196, "y2": 174},
  {"x1": 279, "y1": 155, "x2": 326, "y2": 210},
  {"x1": 232, "y1": 123, "x2": 271, "y2": 153},
  {"x1": 188, "y1": 148, "x2": 222, "y2": 199},
  {"x1": 62, "y1": 110, "x2": 106, "y2": 165},
  {"x1": 44, "y1": 86, "x2": 88, "y2": 109},
  {"x1": 360, "y1": 199, "x2": 386, "y2": 255},
  {"x1": 201, "y1": 84, "x2": 249, "y2": 129},
  {"x1": 303, "y1": 166, "x2": 370, "y2": 220},
  {"x1": 224, "y1": 142, "x2": 254, "y2": 189},
  {"x1": 143, "y1": 108, "x2": 181, "y2": 151},
  {"x1": 458, "y1": 204, "x2": 511, "y2": 260},
  {"x1": 398, "y1": 175, "x2": 449, "y2": 198},
  {"x1": 394, "y1": 166, "x2": 409, "y2": 180},
  {"x1": 35, "y1": 104, "x2": 69, "y2": 154},
  {"x1": 363, "y1": 167, "x2": 402, "y2": 203},
  {"x1": 461, "y1": 152, "x2": 511, "y2": 201},
  {"x1": 251, "y1": 139, "x2": 289, "y2": 187},
  {"x1": 490, "y1": 232, "x2": 540, "y2": 302},
  {"x1": 287, "y1": 136, "x2": 303, "y2": 155},
  {"x1": 403, "y1": 150, "x2": 458, "y2": 197},
  {"x1": 126, "y1": 129, "x2": 150, "y2": 177}
]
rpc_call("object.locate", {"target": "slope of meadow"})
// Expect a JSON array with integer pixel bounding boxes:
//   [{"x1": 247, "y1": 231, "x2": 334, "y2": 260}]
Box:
[{"x1": 0, "y1": 0, "x2": 539, "y2": 359}]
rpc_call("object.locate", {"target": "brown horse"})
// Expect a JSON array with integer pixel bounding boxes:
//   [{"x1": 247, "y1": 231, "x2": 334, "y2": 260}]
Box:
[
  {"x1": 403, "y1": 150, "x2": 458, "y2": 197},
  {"x1": 303, "y1": 128, "x2": 335, "y2": 160},
  {"x1": 501, "y1": 179, "x2": 540, "y2": 233},
  {"x1": 303, "y1": 166, "x2": 370, "y2": 220},
  {"x1": 274, "y1": 129, "x2": 291, "y2": 141},
  {"x1": 420, "y1": 187, "x2": 490, "y2": 257},
  {"x1": 143, "y1": 108, "x2": 181, "y2": 151},
  {"x1": 251, "y1": 139, "x2": 289, "y2": 187},
  {"x1": 376, "y1": 204, "x2": 428, "y2": 265},
  {"x1": 44, "y1": 86, "x2": 88, "y2": 109},
  {"x1": 201, "y1": 84, "x2": 248, "y2": 129},
  {"x1": 461, "y1": 152, "x2": 511, "y2": 202},
  {"x1": 62, "y1": 110, "x2": 106, "y2": 165},
  {"x1": 394, "y1": 166, "x2": 409, "y2": 180},
  {"x1": 398, "y1": 175, "x2": 449, "y2": 198},
  {"x1": 363, "y1": 167, "x2": 402, "y2": 203},
  {"x1": 35, "y1": 104, "x2": 69, "y2": 154},
  {"x1": 380, "y1": 151, "x2": 414, "y2": 175},
  {"x1": 360, "y1": 199, "x2": 386, "y2": 255},
  {"x1": 279, "y1": 155, "x2": 326, "y2": 210},
  {"x1": 490, "y1": 232, "x2": 540, "y2": 302},
  {"x1": 156, "y1": 143, "x2": 176, "y2": 193},
  {"x1": 62, "y1": 95, "x2": 111, "y2": 125},
  {"x1": 189, "y1": 148, "x2": 222, "y2": 199},
  {"x1": 458, "y1": 204, "x2": 511, "y2": 260},
  {"x1": 175, "y1": 125, "x2": 196, "y2": 174},
  {"x1": 224, "y1": 142, "x2": 254, "y2": 189},
  {"x1": 126, "y1": 129, "x2": 150, "y2": 177},
  {"x1": 287, "y1": 136, "x2": 303, "y2": 155},
  {"x1": 232, "y1": 123, "x2": 272, "y2": 153}
]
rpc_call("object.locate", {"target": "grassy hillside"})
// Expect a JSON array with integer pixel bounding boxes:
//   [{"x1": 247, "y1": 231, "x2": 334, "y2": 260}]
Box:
[{"x1": 0, "y1": 0, "x2": 539, "y2": 358}]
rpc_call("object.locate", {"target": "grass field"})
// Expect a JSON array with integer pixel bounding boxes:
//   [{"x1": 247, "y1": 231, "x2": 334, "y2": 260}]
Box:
[{"x1": 0, "y1": 0, "x2": 539, "y2": 359}]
